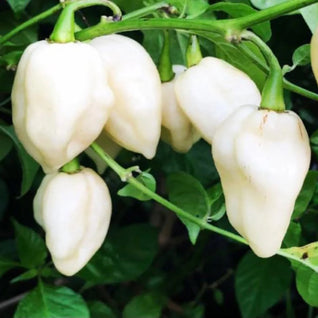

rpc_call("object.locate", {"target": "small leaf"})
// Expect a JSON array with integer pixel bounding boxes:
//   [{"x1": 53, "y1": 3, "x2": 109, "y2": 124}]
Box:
[
  {"x1": 79, "y1": 224, "x2": 158, "y2": 285},
  {"x1": 123, "y1": 292, "x2": 167, "y2": 318},
  {"x1": 213, "y1": 289, "x2": 224, "y2": 306},
  {"x1": 118, "y1": 172, "x2": 156, "y2": 201},
  {"x1": 295, "y1": 265, "x2": 318, "y2": 306},
  {"x1": 13, "y1": 220, "x2": 47, "y2": 268},
  {"x1": 0, "y1": 125, "x2": 39, "y2": 196},
  {"x1": 235, "y1": 252, "x2": 292, "y2": 318},
  {"x1": 11, "y1": 269, "x2": 38, "y2": 283},
  {"x1": 292, "y1": 170, "x2": 318, "y2": 219},
  {"x1": 206, "y1": 183, "x2": 226, "y2": 221},
  {"x1": 14, "y1": 282, "x2": 89, "y2": 318},
  {"x1": 167, "y1": 172, "x2": 209, "y2": 244},
  {"x1": 283, "y1": 44, "x2": 311, "y2": 74}
]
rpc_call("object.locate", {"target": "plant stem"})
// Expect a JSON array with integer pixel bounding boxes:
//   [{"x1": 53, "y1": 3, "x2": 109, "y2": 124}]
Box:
[
  {"x1": 158, "y1": 30, "x2": 174, "y2": 82},
  {"x1": 50, "y1": 0, "x2": 122, "y2": 43},
  {"x1": 123, "y1": 2, "x2": 170, "y2": 20},
  {"x1": 242, "y1": 30, "x2": 285, "y2": 111},
  {"x1": 0, "y1": 3, "x2": 62, "y2": 45},
  {"x1": 237, "y1": 42, "x2": 318, "y2": 102},
  {"x1": 76, "y1": 18, "x2": 226, "y2": 41},
  {"x1": 61, "y1": 158, "x2": 80, "y2": 173},
  {"x1": 90, "y1": 142, "x2": 247, "y2": 245},
  {"x1": 231, "y1": 0, "x2": 318, "y2": 31}
]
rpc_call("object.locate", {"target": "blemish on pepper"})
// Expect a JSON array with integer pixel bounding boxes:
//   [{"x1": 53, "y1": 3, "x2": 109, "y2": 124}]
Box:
[{"x1": 301, "y1": 252, "x2": 308, "y2": 259}]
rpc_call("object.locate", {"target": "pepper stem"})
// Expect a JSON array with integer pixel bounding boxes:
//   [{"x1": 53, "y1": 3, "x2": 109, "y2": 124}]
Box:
[
  {"x1": 61, "y1": 158, "x2": 81, "y2": 174},
  {"x1": 158, "y1": 30, "x2": 174, "y2": 82},
  {"x1": 186, "y1": 35, "x2": 202, "y2": 68},
  {"x1": 241, "y1": 31, "x2": 285, "y2": 112},
  {"x1": 50, "y1": 0, "x2": 122, "y2": 43}
]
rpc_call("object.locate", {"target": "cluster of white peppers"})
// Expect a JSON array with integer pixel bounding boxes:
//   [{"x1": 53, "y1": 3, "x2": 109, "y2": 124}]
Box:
[{"x1": 11, "y1": 30, "x2": 311, "y2": 275}]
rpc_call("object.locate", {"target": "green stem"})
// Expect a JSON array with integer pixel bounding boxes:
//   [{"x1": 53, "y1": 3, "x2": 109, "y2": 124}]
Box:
[
  {"x1": 158, "y1": 30, "x2": 174, "y2": 82},
  {"x1": 0, "y1": 3, "x2": 62, "y2": 45},
  {"x1": 242, "y1": 30, "x2": 285, "y2": 111},
  {"x1": 90, "y1": 142, "x2": 247, "y2": 245},
  {"x1": 50, "y1": 0, "x2": 122, "y2": 43},
  {"x1": 231, "y1": 0, "x2": 318, "y2": 31},
  {"x1": 123, "y1": 2, "x2": 170, "y2": 20},
  {"x1": 61, "y1": 158, "x2": 80, "y2": 173},
  {"x1": 186, "y1": 35, "x2": 202, "y2": 67},
  {"x1": 237, "y1": 42, "x2": 318, "y2": 102},
  {"x1": 76, "y1": 18, "x2": 226, "y2": 41}
]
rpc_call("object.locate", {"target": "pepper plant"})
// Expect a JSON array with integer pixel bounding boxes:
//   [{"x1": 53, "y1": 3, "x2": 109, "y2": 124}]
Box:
[{"x1": 1, "y1": 0, "x2": 318, "y2": 317}]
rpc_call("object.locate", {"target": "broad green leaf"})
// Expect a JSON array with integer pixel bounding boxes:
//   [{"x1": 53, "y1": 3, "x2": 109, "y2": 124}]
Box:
[
  {"x1": 123, "y1": 292, "x2": 167, "y2": 318},
  {"x1": 235, "y1": 252, "x2": 292, "y2": 318},
  {"x1": 250, "y1": 0, "x2": 288, "y2": 9},
  {"x1": 6, "y1": 0, "x2": 31, "y2": 14},
  {"x1": 13, "y1": 220, "x2": 47, "y2": 268},
  {"x1": 311, "y1": 130, "x2": 318, "y2": 159},
  {"x1": 283, "y1": 222, "x2": 302, "y2": 248},
  {"x1": 280, "y1": 242, "x2": 318, "y2": 274},
  {"x1": 167, "y1": 172, "x2": 209, "y2": 244},
  {"x1": 0, "y1": 50, "x2": 23, "y2": 67},
  {"x1": 113, "y1": 0, "x2": 143, "y2": 13},
  {"x1": 11, "y1": 268, "x2": 38, "y2": 283},
  {"x1": 0, "y1": 257, "x2": 20, "y2": 277},
  {"x1": 118, "y1": 172, "x2": 156, "y2": 201},
  {"x1": 206, "y1": 183, "x2": 226, "y2": 221},
  {"x1": 14, "y1": 282, "x2": 89, "y2": 318},
  {"x1": 206, "y1": 2, "x2": 271, "y2": 41},
  {"x1": 79, "y1": 224, "x2": 158, "y2": 284},
  {"x1": 0, "y1": 133, "x2": 13, "y2": 161},
  {"x1": 183, "y1": 304, "x2": 205, "y2": 318},
  {"x1": 292, "y1": 170, "x2": 318, "y2": 219},
  {"x1": 0, "y1": 125, "x2": 39, "y2": 196},
  {"x1": 88, "y1": 301, "x2": 116, "y2": 318},
  {"x1": 300, "y1": 4, "x2": 318, "y2": 33},
  {"x1": 295, "y1": 264, "x2": 318, "y2": 306}
]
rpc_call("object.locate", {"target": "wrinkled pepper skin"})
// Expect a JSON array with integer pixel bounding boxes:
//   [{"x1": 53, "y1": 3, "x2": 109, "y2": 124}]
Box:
[
  {"x1": 11, "y1": 40, "x2": 114, "y2": 173},
  {"x1": 161, "y1": 65, "x2": 200, "y2": 153},
  {"x1": 212, "y1": 105, "x2": 311, "y2": 257},
  {"x1": 90, "y1": 34, "x2": 162, "y2": 159},
  {"x1": 33, "y1": 168, "x2": 112, "y2": 276},
  {"x1": 175, "y1": 57, "x2": 261, "y2": 144}
]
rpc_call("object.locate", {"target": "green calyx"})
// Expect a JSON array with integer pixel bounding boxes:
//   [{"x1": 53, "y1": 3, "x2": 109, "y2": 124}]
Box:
[
  {"x1": 158, "y1": 30, "x2": 174, "y2": 83},
  {"x1": 186, "y1": 35, "x2": 202, "y2": 68},
  {"x1": 241, "y1": 31, "x2": 285, "y2": 112},
  {"x1": 61, "y1": 158, "x2": 81, "y2": 174},
  {"x1": 50, "y1": 0, "x2": 122, "y2": 43}
]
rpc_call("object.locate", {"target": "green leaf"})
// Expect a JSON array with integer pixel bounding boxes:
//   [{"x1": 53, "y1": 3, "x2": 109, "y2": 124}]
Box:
[
  {"x1": 0, "y1": 179, "x2": 9, "y2": 221},
  {"x1": 0, "y1": 125, "x2": 39, "y2": 196},
  {"x1": 14, "y1": 282, "x2": 89, "y2": 318},
  {"x1": 283, "y1": 44, "x2": 311, "y2": 74},
  {"x1": 235, "y1": 252, "x2": 292, "y2": 318},
  {"x1": 0, "y1": 257, "x2": 20, "y2": 277},
  {"x1": 0, "y1": 50, "x2": 23, "y2": 67},
  {"x1": 0, "y1": 133, "x2": 13, "y2": 161},
  {"x1": 300, "y1": 4, "x2": 318, "y2": 33},
  {"x1": 11, "y1": 268, "x2": 38, "y2": 283},
  {"x1": 292, "y1": 170, "x2": 318, "y2": 219},
  {"x1": 206, "y1": 2, "x2": 272, "y2": 41},
  {"x1": 206, "y1": 183, "x2": 226, "y2": 221},
  {"x1": 88, "y1": 301, "x2": 116, "y2": 318},
  {"x1": 79, "y1": 224, "x2": 158, "y2": 284},
  {"x1": 13, "y1": 220, "x2": 47, "y2": 268},
  {"x1": 281, "y1": 242, "x2": 318, "y2": 274},
  {"x1": 123, "y1": 292, "x2": 167, "y2": 318},
  {"x1": 6, "y1": 0, "x2": 31, "y2": 13},
  {"x1": 311, "y1": 130, "x2": 318, "y2": 159},
  {"x1": 295, "y1": 264, "x2": 318, "y2": 306},
  {"x1": 283, "y1": 221, "x2": 302, "y2": 248},
  {"x1": 167, "y1": 172, "x2": 209, "y2": 244},
  {"x1": 118, "y1": 172, "x2": 156, "y2": 201}
]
